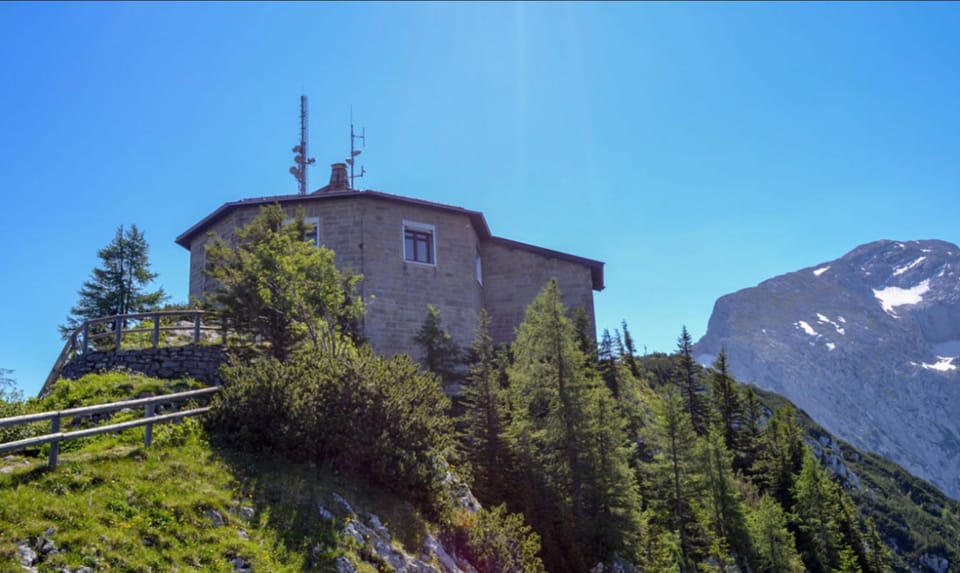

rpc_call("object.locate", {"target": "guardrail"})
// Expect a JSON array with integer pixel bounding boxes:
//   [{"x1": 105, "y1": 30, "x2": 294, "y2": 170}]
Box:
[
  {"x1": 44, "y1": 310, "x2": 225, "y2": 394},
  {"x1": 0, "y1": 386, "x2": 220, "y2": 468}
]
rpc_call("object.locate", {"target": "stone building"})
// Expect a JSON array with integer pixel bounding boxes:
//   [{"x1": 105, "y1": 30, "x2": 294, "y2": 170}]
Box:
[{"x1": 176, "y1": 163, "x2": 604, "y2": 360}]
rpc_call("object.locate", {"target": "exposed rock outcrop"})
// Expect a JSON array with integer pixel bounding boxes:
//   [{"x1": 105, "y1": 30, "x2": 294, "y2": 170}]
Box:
[{"x1": 696, "y1": 239, "x2": 960, "y2": 498}]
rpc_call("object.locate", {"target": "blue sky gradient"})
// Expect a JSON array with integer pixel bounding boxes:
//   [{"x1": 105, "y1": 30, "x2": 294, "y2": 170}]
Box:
[{"x1": 2, "y1": 2, "x2": 958, "y2": 396}]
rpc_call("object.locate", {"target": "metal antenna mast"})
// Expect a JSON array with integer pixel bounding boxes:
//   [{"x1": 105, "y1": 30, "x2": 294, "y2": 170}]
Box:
[
  {"x1": 290, "y1": 95, "x2": 316, "y2": 195},
  {"x1": 347, "y1": 106, "x2": 365, "y2": 189}
]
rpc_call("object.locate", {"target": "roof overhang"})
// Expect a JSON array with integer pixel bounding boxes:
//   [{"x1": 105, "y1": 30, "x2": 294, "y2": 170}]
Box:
[{"x1": 176, "y1": 190, "x2": 603, "y2": 291}]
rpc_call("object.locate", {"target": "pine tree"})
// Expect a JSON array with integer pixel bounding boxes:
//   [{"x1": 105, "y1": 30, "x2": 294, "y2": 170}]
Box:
[
  {"x1": 674, "y1": 326, "x2": 709, "y2": 435},
  {"x1": 708, "y1": 349, "x2": 744, "y2": 454},
  {"x1": 61, "y1": 224, "x2": 167, "y2": 338},
  {"x1": 572, "y1": 306, "x2": 597, "y2": 367},
  {"x1": 414, "y1": 304, "x2": 462, "y2": 386},
  {"x1": 753, "y1": 407, "x2": 805, "y2": 507},
  {"x1": 505, "y1": 280, "x2": 642, "y2": 571},
  {"x1": 204, "y1": 205, "x2": 363, "y2": 360},
  {"x1": 621, "y1": 320, "x2": 641, "y2": 378},
  {"x1": 747, "y1": 495, "x2": 804, "y2": 573},
  {"x1": 461, "y1": 310, "x2": 510, "y2": 504},
  {"x1": 698, "y1": 428, "x2": 752, "y2": 570},
  {"x1": 793, "y1": 450, "x2": 841, "y2": 573},
  {"x1": 646, "y1": 388, "x2": 704, "y2": 571}
]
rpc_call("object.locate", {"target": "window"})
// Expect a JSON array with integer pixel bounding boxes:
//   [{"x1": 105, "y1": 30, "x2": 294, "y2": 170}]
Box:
[
  {"x1": 475, "y1": 248, "x2": 483, "y2": 285},
  {"x1": 284, "y1": 216, "x2": 321, "y2": 247},
  {"x1": 403, "y1": 221, "x2": 435, "y2": 265}
]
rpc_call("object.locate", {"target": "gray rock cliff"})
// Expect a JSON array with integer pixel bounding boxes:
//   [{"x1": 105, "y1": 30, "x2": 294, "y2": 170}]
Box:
[{"x1": 696, "y1": 239, "x2": 960, "y2": 498}]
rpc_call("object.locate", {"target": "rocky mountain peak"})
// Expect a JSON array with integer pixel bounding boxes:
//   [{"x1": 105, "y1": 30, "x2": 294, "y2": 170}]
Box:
[{"x1": 696, "y1": 239, "x2": 960, "y2": 498}]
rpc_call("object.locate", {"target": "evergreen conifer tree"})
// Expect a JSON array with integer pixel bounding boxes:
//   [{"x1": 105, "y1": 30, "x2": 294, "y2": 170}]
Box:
[
  {"x1": 793, "y1": 450, "x2": 841, "y2": 573},
  {"x1": 708, "y1": 350, "x2": 744, "y2": 454},
  {"x1": 674, "y1": 326, "x2": 709, "y2": 435},
  {"x1": 461, "y1": 310, "x2": 510, "y2": 504},
  {"x1": 505, "y1": 280, "x2": 642, "y2": 571},
  {"x1": 646, "y1": 388, "x2": 704, "y2": 571},
  {"x1": 414, "y1": 304, "x2": 462, "y2": 386},
  {"x1": 621, "y1": 320, "x2": 641, "y2": 378},
  {"x1": 747, "y1": 495, "x2": 804, "y2": 573},
  {"x1": 698, "y1": 428, "x2": 753, "y2": 569},
  {"x1": 61, "y1": 224, "x2": 166, "y2": 338}
]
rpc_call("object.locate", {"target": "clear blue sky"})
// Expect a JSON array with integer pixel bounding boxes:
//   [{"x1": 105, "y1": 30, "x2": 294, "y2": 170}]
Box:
[{"x1": 2, "y1": 2, "x2": 958, "y2": 397}]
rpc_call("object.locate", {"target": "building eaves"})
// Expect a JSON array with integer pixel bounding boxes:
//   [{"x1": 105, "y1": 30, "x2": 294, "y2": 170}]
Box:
[{"x1": 175, "y1": 190, "x2": 491, "y2": 249}]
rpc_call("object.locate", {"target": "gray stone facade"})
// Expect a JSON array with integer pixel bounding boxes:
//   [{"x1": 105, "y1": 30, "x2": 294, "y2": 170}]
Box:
[{"x1": 177, "y1": 166, "x2": 604, "y2": 360}]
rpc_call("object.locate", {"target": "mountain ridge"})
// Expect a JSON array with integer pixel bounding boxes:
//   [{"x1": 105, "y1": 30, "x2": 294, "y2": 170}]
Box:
[{"x1": 695, "y1": 238, "x2": 960, "y2": 498}]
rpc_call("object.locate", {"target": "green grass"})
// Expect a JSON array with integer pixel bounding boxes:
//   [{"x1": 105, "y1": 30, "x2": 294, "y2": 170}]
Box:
[{"x1": 0, "y1": 374, "x2": 434, "y2": 573}]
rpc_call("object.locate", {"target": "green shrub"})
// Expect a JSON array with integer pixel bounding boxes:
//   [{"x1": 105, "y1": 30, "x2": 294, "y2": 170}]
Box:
[
  {"x1": 207, "y1": 346, "x2": 454, "y2": 512},
  {"x1": 446, "y1": 504, "x2": 546, "y2": 572}
]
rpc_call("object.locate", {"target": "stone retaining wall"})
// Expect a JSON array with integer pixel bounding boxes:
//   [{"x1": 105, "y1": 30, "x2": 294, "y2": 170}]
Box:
[{"x1": 59, "y1": 345, "x2": 229, "y2": 386}]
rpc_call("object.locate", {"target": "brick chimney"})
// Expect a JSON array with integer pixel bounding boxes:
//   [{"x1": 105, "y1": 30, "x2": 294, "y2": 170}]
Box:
[{"x1": 328, "y1": 162, "x2": 350, "y2": 191}]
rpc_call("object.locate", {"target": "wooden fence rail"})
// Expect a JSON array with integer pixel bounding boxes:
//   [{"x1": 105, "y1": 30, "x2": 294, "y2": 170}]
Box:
[
  {"x1": 0, "y1": 386, "x2": 220, "y2": 468},
  {"x1": 44, "y1": 310, "x2": 225, "y2": 394}
]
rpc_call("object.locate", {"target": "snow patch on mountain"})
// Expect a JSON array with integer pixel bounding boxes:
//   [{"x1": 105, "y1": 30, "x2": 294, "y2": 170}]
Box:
[
  {"x1": 873, "y1": 279, "x2": 930, "y2": 317},
  {"x1": 796, "y1": 321, "x2": 819, "y2": 337},
  {"x1": 816, "y1": 313, "x2": 846, "y2": 335},
  {"x1": 894, "y1": 256, "x2": 926, "y2": 276},
  {"x1": 813, "y1": 266, "x2": 831, "y2": 277},
  {"x1": 921, "y1": 357, "x2": 957, "y2": 372}
]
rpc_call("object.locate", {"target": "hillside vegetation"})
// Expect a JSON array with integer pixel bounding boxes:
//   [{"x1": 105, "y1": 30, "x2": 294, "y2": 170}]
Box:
[{"x1": 4, "y1": 206, "x2": 959, "y2": 573}]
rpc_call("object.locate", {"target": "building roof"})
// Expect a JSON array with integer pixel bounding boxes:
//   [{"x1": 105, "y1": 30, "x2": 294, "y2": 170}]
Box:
[{"x1": 176, "y1": 189, "x2": 604, "y2": 290}]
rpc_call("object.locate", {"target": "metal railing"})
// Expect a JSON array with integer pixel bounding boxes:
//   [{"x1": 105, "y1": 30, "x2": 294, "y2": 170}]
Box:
[
  {"x1": 44, "y1": 310, "x2": 225, "y2": 395},
  {"x1": 0, "y1": 387, "x2": 220, "y2": 468}
]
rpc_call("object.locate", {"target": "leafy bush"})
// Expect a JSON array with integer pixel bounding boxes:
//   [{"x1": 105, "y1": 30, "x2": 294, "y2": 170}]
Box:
[
  {"x1": 207, "y1": 346, "x2": 454, "y2": 512},
  {"x1": 446, "y1": 504, "x2": 546, "y2": 573}
]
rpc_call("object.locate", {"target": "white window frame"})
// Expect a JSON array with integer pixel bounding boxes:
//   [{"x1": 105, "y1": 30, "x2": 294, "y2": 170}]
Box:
[
  {"x1": 475, "y1": 247, "x2": 483, "y2": 286},
  {"x1": 403, "y1": 220, "x2": 437, "y2": 266},
  {"x1": 284, "y1": 216, "x2": 321, "y2": 247}
]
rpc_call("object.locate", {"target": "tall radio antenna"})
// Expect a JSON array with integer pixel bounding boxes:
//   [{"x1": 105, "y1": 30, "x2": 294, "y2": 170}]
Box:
[
  {"x1": 347, "y1": 106, "x2": 366, "y2": 189},
  {"x1": 289, "y1": 95, "x2": 315, "y2": 195}
]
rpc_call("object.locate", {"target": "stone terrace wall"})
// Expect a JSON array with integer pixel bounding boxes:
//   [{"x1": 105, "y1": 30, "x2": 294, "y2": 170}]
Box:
[{"x1": 59, "y1": 345, "x2": 229, "y2": 386}]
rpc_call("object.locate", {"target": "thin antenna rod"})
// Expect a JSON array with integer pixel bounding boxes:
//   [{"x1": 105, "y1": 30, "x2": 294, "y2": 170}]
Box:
[
  {"x1": 347, "y1": 105, "x2": 366, "y2": 189},
  {"x1": 290, "y1": 95, "x2": 315, "y2": 195}
]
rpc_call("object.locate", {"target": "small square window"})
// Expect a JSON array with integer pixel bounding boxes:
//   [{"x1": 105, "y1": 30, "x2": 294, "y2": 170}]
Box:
[
  {"x1": 403, "y1": 222, "x2": 435, "y2": 265},
  {"x1": 284, "y1": 217, "x2": 321, "y2": 247}
]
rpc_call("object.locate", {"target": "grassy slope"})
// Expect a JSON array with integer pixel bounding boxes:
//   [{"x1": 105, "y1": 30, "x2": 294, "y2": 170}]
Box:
[{"x1": 0, "y1": 374, "x2": 434, "y2": 573}]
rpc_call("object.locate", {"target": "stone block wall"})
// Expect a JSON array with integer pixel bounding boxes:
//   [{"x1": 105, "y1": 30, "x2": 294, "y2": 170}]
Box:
[
  {"x1": 482, "y1": 240, "x2": 596, "y2": 345},
  {"x1": 59, "y1": 345, "x2": 229, "y2": 387},
  {"x1": 185, "y1": 192, "x2": 598, "y2": 363}
]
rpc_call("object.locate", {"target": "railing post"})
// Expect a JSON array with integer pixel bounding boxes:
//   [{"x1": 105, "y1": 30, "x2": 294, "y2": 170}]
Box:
[
  {"x1": 144, "y1": 403, "x2": 156, "y2": 447},
  {"x1": 194, "y1": 313, "x2": 201, "y2": 344},
  {"x1": 82, "y1": 322, "x2": 90, "y2": 354},
  {"x1": 221, "y1": 318, "x2": 227, "y2": 345},
  {"x1": 49, "y1": 414, "x2": 61, "y2": 468},
  {"x1": 152, "y1": 313, "x2": 160, "y2": 348},
  {"x1": 115, "y1": 321, "x2": 122, "y2": 351}
]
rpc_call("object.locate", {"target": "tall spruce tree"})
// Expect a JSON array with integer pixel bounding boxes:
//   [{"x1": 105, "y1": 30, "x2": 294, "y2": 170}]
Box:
[
  {"x1": 753, "y1": 407, "x2": 805, "y2": 507},
  {"x1": 505, "y1": 280, "x2": 642, "y2": 571},
  {"x1": 708, "y1": 350, "x2": 744, "y2": 454},
  {"x1": 621, "y1": 320, "x2": 641, "y2": 378},
  {"x1": 674, "y1": 326, "x2": 709, "y2": 435},
  {"x1": 747, "y1": 495, "x2": 804, "y2": 573},
  {"x1": 792, "y1": 450, "x2": 842, "y2": 573},
  {"x1": 461, "y1": 310, "x2": 510, "y2": 504},
  {"x1": 698, "y1": 428, "x2": 752, "y2": 570},
  {"x1": 61, "y1": 224, "x2": 166, "y2": 338},
  {"x1": 646, "y1": 389, "x2": 704, "y2": 572},
  {"x1": 414, "y1": 304, "x2": 462, "y2": 387}
]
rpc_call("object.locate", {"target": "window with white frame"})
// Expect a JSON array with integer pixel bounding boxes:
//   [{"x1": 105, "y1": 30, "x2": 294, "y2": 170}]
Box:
[
  {"x1": 403, "y1": 221, "x2": 435, "y2": 265},
  {"x1": 284, "y1": 216, "x2": 321, "y2": 247},
  {"x1": 475, "y1": 248, "x2": 483, "y2": 285}
]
